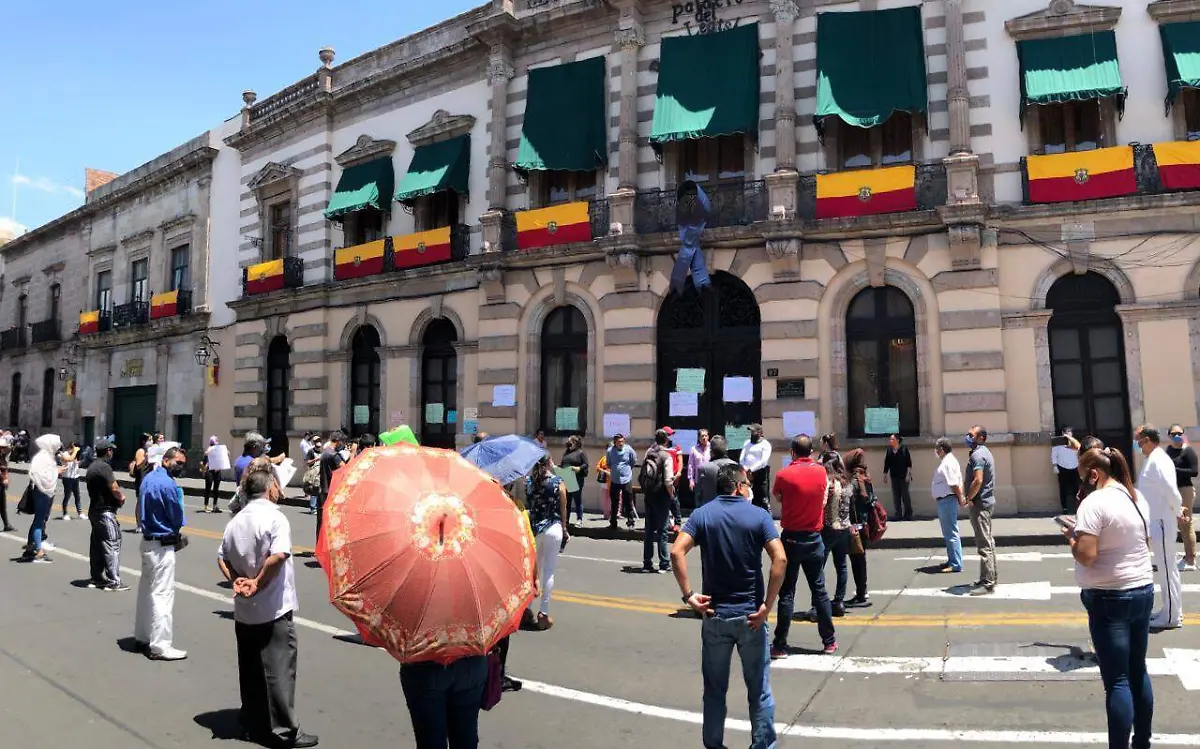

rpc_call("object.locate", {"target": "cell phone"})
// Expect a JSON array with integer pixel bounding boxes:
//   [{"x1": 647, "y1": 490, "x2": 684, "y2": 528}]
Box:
[{"x1": 1054, "y1": 515, "x2": 1076, "y2": 530}]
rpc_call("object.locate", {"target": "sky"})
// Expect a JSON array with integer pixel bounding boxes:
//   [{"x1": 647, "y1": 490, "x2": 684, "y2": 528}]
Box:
[{"x1": 1, "y1": 0, "x2": 483, "y2": 235}]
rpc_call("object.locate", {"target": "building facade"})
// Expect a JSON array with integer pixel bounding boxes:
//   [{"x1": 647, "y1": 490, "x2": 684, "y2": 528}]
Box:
[{"x1": 195, "y1": 0, "x2": 1200, "y2": 514}]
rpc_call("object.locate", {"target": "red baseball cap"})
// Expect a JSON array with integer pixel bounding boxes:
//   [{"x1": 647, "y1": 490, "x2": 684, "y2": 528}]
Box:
[{"x1": 661, "y1": 426, "x2": 675, "y2": 436}]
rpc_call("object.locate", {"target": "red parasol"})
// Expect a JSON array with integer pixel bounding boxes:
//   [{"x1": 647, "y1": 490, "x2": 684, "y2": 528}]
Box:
[{"x1": 316, "y1": 443, "x2": 536, "y2": 664}]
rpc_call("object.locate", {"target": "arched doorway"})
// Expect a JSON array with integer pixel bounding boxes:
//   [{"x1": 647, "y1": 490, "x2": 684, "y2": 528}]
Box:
[
  {"x1": 657, "y1": 271, "x2": 762, "y2": 501},
  {"x1": 349, "y1": 326, "x2": 381, "y2": 437},
  {"x1": 421, "y1": 318, "x2": 458, "y2": 449},
  {"x1": 1047, "y1": 272, "x2": 1130, "y2": 450},
  {"x1": 265, "y1": 336, "x2": 291, "y2": 458},
  {"x1": 541, "y1": 306, "x2": 589, "y2": 436},
  {"x1": 846, "y1": 286, "x2": 919, "y2": 437}
]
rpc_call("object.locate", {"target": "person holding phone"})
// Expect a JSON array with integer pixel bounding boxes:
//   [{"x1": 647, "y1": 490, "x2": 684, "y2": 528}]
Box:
[{"x1": 1064, "y1": 446, "x2": 1154, "y2": 749}]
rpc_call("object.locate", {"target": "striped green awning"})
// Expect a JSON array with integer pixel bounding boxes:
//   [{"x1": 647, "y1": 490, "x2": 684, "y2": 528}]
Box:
[
  {"x1": 324, "y1": 157, "x2": 394, "y2": 220},
  {"x1": 514, "y1": 56, "x2": 607, "y2": 173},
  {"x1": 1161, "y1": 21, "x2": 1200, "y2": 111},
  {"x1": 394, "y1": 135, "x2": 471, "y2": 203},
  {"x1": 1017, "y1": 31, "x2": 1126, "y2": 117}
]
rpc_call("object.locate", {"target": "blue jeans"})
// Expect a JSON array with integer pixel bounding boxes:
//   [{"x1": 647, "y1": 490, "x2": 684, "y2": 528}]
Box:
[
  {"x1": 568, "y1": 490, "x2": 583, "y2": 522},
  {"x1": 701, "y1": 615, "x2": 776, "y2": 749},
  {"x1": 399, "y1": 655, "x2": 488, "y2": 749},
  {"x1": 936, "y1": 496, "x2": 963, "y2": 571},
  {"x1": 643, "y1": 491, "x2": 670, "y2": 570},
  {"x1": 822, "y1": 528, "x2": 850, "y2": 603},
  {"x1": 670, "y1": 242, "x2": 712, "y2": 294},
  {"x1": 26, "y1": 488, "x2": 52, "y2": 553},
  {"x1": 774, "y1": 530, "x2": 835, "y2": 647},
  {"x1": 1081, "y1": 585, "x2": 1154, "y2": 749}
]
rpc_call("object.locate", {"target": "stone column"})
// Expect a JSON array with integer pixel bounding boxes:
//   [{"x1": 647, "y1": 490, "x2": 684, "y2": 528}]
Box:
[
  {"x1": 610, "y1": 12, "x2": 645, "y2": 233},
  {"x1": 945, "y1": 0, "x2": 970, "y2": 156},
  {"x1": 938, "y1": 0, "x2": 983, "y2": 267},
  {"x1": 193, "y1": 176, "x2": 213, "y2": 312},
  {"x1": 770, "y1": 0, "x2": 797, "y2": 171},
  {"x1": 481, "y1": 44, "x2": 514, "y2": 252}
]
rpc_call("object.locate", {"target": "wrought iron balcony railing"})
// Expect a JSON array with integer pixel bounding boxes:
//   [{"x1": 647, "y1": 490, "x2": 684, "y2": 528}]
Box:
[
  {"x1": 634, "y1": 180, "x2": 768, "y2": 235},
  {"x1": 241, "y1": 256, "x2": 306, "y2": 296},
  {"x1": 1, "y1": 327, "x2": 26, "y2": 350},
  {"x1": 796, "y1": 161, "x2": 948, "y2": 221},
  {"x1": 1019, "y1": 143, "x2": 1166, "y2": 205},
  {"x1": 589, "y1": 198, "x2": 611, "y2": 241},
  {"x1": 30, "y1": 319, "x2": 60, "y2": 345},
  {"x1": 113, "y1": 301, "x2": 150, "y2": 328}
]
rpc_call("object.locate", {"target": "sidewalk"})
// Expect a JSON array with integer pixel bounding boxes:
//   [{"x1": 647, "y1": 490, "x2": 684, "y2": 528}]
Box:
[{"x1": 9, "y1": 462, "x2": 1064, "y2": 549}]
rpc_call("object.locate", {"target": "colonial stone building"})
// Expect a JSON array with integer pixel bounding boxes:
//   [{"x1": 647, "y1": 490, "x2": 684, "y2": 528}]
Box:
[{"x1": 201, "y1": 0, "x2": 1200, "y2": 515}]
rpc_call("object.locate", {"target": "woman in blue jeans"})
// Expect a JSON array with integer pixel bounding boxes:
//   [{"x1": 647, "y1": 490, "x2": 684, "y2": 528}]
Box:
[
  {"x1": 23, "y1": 434, "x2": 64, "y2": 563},
  {"x1": 1065, "y1": 446, "x2": 1155, "y2": 749},
  {"x1": 399, "y1": 654, "x2": 487, "y2": 749}
]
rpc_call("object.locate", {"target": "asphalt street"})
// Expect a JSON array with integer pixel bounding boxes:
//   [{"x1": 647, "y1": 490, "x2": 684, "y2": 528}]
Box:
[{"x1": 4, "y1": 471, "x2": 1200, "y2": 748}]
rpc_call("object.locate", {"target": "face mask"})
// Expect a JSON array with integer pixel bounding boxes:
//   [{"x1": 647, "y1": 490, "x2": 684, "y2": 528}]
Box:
[
  {"x1": 750, "y1": 434, "x2": 761, "y2": 443},
  {"x1": 167, "y1": 463, "x2": 186, "y2": 478},
  {"x1": 964, "y1": 435, "x2": 975, "y2": 448},
  {"x1": 1172, "y1": 434, "x2": 1185, "y2": 444}
]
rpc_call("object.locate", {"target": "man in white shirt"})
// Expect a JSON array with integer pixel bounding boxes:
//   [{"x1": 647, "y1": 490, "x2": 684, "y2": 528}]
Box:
[
  {"x1": 1136, "y1": 425, "x2": 1184, "y2": 629},
  {"x1": 218, "y1": 470, "x2": 318, "y2": 748},
  {"x1": 1051, "y1": 426, "x2": 1081, "y2": 513},
  {"x1": 740, "y1": 424, "x2": 773, "y2": 513},
  {"x1": 931, "y1": 437, "x2": 965, "y2": 573}
]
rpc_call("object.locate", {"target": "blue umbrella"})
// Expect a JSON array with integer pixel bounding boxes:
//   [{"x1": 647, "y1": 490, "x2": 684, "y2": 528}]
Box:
[{"x1": 458, "y1": 434, "x2": 548, "y2": 487}]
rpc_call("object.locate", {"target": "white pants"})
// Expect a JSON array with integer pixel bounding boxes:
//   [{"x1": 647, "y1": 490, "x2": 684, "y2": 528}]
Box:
[
  {"x1": 1150, "y1": 517, "x2": 1183, "y2": 627},
  {"x1": 135, "y1": 538, "x2": 177, "y2": 654},
  {"x1": 528, "y1": 523, "x2": 563, "y2": 617}
]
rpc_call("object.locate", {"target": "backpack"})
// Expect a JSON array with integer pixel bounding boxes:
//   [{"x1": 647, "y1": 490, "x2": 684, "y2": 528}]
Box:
[
  {"x1": 857, "y1": 479, "x2": 888, "y2": 543},
  {"x1": 302, "y1": 462, "x2": 322, "y2": 496},
  {"x1": 77, "y1": 445, "x2": 95, "y2": 470},
  {"x1": 639, "y1": 447, "x2": 668, "y2": 493}
]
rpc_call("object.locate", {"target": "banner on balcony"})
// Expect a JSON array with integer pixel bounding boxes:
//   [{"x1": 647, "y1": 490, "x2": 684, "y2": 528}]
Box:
[
  {"x1": 1026, "y1": 145, "x2": 1136, "y2": 204},
  {"x1": 64, "y1": 377, "x2": 75, "y2": 398},
  {"x1": 150, "y1": 290, "x2": 179, "y2": 319},
  {"x1": 394, "y1": 227, "x2": 452, "y2": 270},
  {"x1": 79, "y1": 310, "x2": 100, "y2": 335},
  {"x1": 1152, "y1": 141, "x2": 1200, "y2": 191},
  {"x1": 334, "y1": 239, "x2": 386, "y2": 280},
  {"x1": 246, "y1": 259, "x2": 285, "y2": 294},
  {"x1": 516, "y1": 201, "x2": 591, "y2": 250},
  {"x1": 815, "y1": 165, "x2": 916, "y2": 219}
]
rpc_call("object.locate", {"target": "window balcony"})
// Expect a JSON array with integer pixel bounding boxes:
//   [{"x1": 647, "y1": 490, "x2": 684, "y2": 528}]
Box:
[
  {"x1": 149, "y1": 289, "x2": 193, "y2": 320},
  {"x1": 634, "y1": 180, "x2": 768, "y2": 235},
  {"x1": 79, "y1": 310, "x2": 112, "y2": 335},
  {"x1": 503, "y1": 201, "x2": 611, "y2": 252},
  {"x1": 1, "y1": 327, "x2": 26, "y2": 351},
  {"x1": 30, "y1": 319, "x2": 60, "y2": 345},
  {"x1": 384, "y1": 224, "x2": 472, "y2": 273},
  {"x1": 796, "y1": 161, "x2": 948, "y2": 221},
  {"x1": 1017, "y1": 143, "x2": 1173, "y2": 206},
  {"x1": 242, "y1": 256, "x2": 305, "y2": 296},
  {"x1": 113, "y1": 301, "x2": 150, "y2": 329}
]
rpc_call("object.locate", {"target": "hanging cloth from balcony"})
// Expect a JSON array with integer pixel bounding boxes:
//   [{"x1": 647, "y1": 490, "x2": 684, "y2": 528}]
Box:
[
  {"x1": 1017, "y1": 31, "x2": 1126, "y2": 124},
  {"x1": 1160, "y1": 21, "x2": 1200, "y2": 114},
  {"x1": 814, "y1": 7, "x2": 928, "y2": 139},
  {"x1": 649, "y1": 23, "x2": 760, "y2": 150},
  {"x1": 513, "y1": 56, "x2": 607, "y2": 174},
  {"x1": 394, "y1": 135, "x2": 471, "y2": 203},
  {"x1": 324, "y1": 157, "x2": 395, "y2": 220},
  {"x1": 670, "y1": 181, "x2": 712, "y2": 295}
]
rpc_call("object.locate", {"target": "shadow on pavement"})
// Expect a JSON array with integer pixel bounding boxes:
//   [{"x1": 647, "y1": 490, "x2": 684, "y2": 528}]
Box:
[
  {"x1": 193, "y1": 708, "x2": 247, "y2": 742},
  {"x1": 115, "y1": 637, "x2": 144, "y2": 655},
  {"x1": 69, "y1": 579, "x2": 93, "y2": 588}
]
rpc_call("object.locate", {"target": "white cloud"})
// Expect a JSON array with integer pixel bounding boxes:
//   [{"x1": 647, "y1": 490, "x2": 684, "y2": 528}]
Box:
[
  {"x1": 0, "y1": 217, "x2": 27, "y2": 239},
  {"x1": 12, "y1": 174, "x2": 84, "y2": 199}
]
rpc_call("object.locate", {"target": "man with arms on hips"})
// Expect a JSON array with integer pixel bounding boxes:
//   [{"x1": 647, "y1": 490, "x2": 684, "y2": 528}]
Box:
[
  {"x1": 135, "y1": 447, "x2": 189, "y2": 660},
  {"x1": 219, "y1": 469, "x2": 319, "y2": 748},
  {"x1": 965, "y1": 426, "x2": 998, "y2": 596},
  {"x1": 739, "y1": 424, "x2": 773, "y2": 512},
  {"x1": 86, "y1": 438, "x2": 128, "y2": 591},
  {"x1": 1135, "y1": 425, "x2": 1184, "y2": 629},
  {"x1": 931, "y1": 437, "x2": 965, "y2": 574},
  {"x1": 670, "y1": 462, "x2": 786, "y2": 749}
]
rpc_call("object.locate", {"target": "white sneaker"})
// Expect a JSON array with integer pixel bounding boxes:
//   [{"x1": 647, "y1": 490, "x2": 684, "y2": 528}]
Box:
[
  {"x1": 148, "y1": 647, "x2": 187, "y2": 661},
  {"x1": 1179, "y1": 559, "x2": 1197, "y2": 572},
  {"x1": 41, "y1": 541, "x2": 56, "y2": 551},
  {"x1": 59, "y1": 514, "x2": 70, "y2": 521},
  {"x1": 78, "y1": 513, "x2": 88, "y2": 520}
]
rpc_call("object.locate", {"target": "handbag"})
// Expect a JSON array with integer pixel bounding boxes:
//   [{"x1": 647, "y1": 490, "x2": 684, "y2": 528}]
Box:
[
  {"x1": 16, "y1": 484, "x2": 33, "y2": 515},
  {"x1": 481, "y1": 650, "x2": 503, "y2": 711},
  {"x1": 849, "y1": 527, "x2": 865, "y2": 556}
]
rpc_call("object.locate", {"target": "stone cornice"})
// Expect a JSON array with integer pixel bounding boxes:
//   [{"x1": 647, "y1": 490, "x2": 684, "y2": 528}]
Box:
[
  {"x1": 1005, "y1": 1, "x2": 1123, "y2": 40},
  {"x1": 121, "y1": 228, "x2": 156, "y2": 247},
  {"x1": 160, "y1": 213, "x2": 196, "y2": 236},
  {"x1": 1001, "y1": 309, "x2": 1053, "y2": 329},
  {"x1": 75, "y1": 312, "x2": 209, "y2": 351},
  {"x1": 247, "y1": 162, "x2": 303, "y2": 193},
  {"x1": 1148, "y1": 0, "x2": 1200, "y2": 23},
  {"x1": 1116, "y1": 300, "x2": 1200, "y2": 322},
  {"x1": 41, "y1": 262, "x2": 65, "y2": 276},
  {"x1": 335, "y1": 135, "x2": 397, "y2": 167},
  {"x1": 407, "y1": 110, "x2": 477, "y2": 147},
  {"x1": 87, "y1": 244, "x2": 117, "y2": 258},
  {"x1": 990, "y1": 188, "x2": 1200, "y2": 225}
]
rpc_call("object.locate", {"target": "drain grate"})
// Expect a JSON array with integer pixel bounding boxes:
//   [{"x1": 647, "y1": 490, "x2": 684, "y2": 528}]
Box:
[{"x1": 940, "y1": 642, "x2": 1099, "y2": 682}]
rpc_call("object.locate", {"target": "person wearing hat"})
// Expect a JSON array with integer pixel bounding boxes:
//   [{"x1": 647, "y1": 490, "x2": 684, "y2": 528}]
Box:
[{"x1": 86, "y1": 438, "x2": 128, "y2": 591}]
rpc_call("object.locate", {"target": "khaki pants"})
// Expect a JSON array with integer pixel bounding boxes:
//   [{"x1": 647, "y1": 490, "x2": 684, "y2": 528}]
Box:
[
  {"x1": 1180, "y1": 486, "x2": 1197, "y2": 564},
  {"x1": 969, "y1": 502, "x2": 997, "y2": 588}
]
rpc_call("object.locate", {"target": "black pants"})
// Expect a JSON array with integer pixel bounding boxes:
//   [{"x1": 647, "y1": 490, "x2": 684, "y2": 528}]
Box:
[
  {"x1": 567, "y1": 490, "x2": 583, "y2": 522},
  {"x1": 669, "y1": 493, "x2": 683, "y2": 525},
  {"x1": 204, "y1": 470, "x2": 223, "y2": 508},
  {"x1": 89, "y1": 512, "x2": 121, "y2": 586},
  {"x1": 609, "y1": 482, "x2": 633, "y2": 525},
  {"x1": 749, "y1": 469, "x2": 770, "y2": 513},
  {"x1": 1056, "y1": 469, "x2": 1080, "y2": 513},
  {"x1": 236, "y1": 611, "x2": 300, "y2": 742},
  {"x1": 61, "y1": 478, "x2": 82, "y2": 515},
  {"x1": 890, "y1": 479, "x2": 913, "y2": 520},
  {"x1": 774, "y1": 530, "x2": 834, "y2": 648},
  {"x1": 850, "y1": 550, "x2": 868, "y2": 599},
  {"x1": 315, "y1": 494, "x2": 327, "y2": 542}
]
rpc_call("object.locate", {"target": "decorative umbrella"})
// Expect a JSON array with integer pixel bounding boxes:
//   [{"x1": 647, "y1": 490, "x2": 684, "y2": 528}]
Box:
[
  {"x1": 379, "y1": 424, "x2": 419, "y2": 446},
  {"x1": 457, "y1": 434, "x2": 547, "y2": 487},
  {"x1": 316, "y1": 443, "x2": 536, "y2": 664}
]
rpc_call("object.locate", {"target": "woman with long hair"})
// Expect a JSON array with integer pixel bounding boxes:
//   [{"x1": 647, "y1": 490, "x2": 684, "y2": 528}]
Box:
[
  {"x1": 129, "y1": 433, "x2": 153, "y2": 534},
  {"x1": 522, "y1": 456, "x2": 569, "y2": 631},
  {"x1": 820, "y1": 459, "x2": 853, "y2": 616},
  {"x1": 1066, "y1": 447, "x2": 1154, "y2": 748},
  {"x1": 842, "y1": 448, "x2": 873, "y2": 608},
  {"x1": 818, "y1": 433, "x2": 842, "y2": 472},
  {"x1": 560, "y1": 434, "x2": 589, "y2": 525}
]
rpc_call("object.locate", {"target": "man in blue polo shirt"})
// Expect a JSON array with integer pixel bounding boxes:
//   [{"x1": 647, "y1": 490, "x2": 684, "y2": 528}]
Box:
[
  {"x1": 670, "y1": 462, "x2": 787, "y2": 749},
  {"x1": 135, "y1": 446, "x2": 189, "y2": 661}
]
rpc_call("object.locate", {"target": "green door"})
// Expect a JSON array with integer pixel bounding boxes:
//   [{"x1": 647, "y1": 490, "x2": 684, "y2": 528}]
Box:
[{"x1": 111, "y1": 386, "x2": 157, "y2": 466}]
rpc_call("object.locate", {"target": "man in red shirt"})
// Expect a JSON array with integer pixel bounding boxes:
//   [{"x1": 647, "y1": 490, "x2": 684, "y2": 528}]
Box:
[
  {"x1": 770, "y1": 434, "x2": 837, "y2": 658},
  {"x1": 662, "y1": 426, "x2": 684, "y2": 531}
]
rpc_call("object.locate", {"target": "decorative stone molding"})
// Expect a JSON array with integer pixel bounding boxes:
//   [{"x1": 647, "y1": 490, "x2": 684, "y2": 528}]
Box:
[
  {"x1": 946, "y1": 224, "x2": 984, "y2": 270},
  {"x1": 1112, "y1": 299, "x2": 1200, "y2": 323},
  {"x1": 480, "y1": 210, "x2": 504, "y2": 253},
  {"x1": 121, "y1": 228, "x2": 156, "y2": 247},
  {"x1": 605, "y1": 248, "x2": 641, "y2": 292},
  {"x1": 765, "y1": 238, "x2": 801, "y2": 280},
  {"x1": 1005, "y1": 1, "x2": 1123, "y2": 40},
  {"x1": 764, "y1": 171, "x2": 799, "y2": 221},
  {"x1": 864, "y1": 238, "x2": 888, "y2": 287},
  {"x1": 335, "y1": 135, "x2": 398, "y2": 167},
  {"x1": 160, "y1": 213, "x2": 196, "y2": 236},
  {"x1": 1030, "y1": 255, "x2": 1134, "y2": 309},
  {"x1": 769, "y1": 0, "x2": 798, "y2": 23},
  {"x1": 88, "y1": 244, "x2": 117, "y2": 258},
  {"x1": 478, "y1": 263, "x2": 507, "y2": 305},
  {"x1": 247, "y1": 162, "x2": 302, "y2": 194},
  {"x1": 1147, "y1": 0, "x2": 1200, "y2": 24},
  {"x1": 615, "y1": 25, "x2": 645, "y2": 50},
  {"x1": 486, "y1": 52, "x2": 515, "y2": 85},
  {"x1": 608, "y1": 189, "x2": 635, "y2": 234},
  {"x1": 522, "y1": 286, "x2": 601, "y2": 436},
  {"x1": 41, "y1": 261, "x2": 65, "y2": 277},
  {"x1": 407, "y1": 110, "x2": 477, "y2": 147}
]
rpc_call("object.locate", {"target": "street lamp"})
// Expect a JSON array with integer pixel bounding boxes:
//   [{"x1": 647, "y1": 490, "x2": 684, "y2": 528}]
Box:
[
  {"x1": 194, "y1": 334, "x2": 219, "y2": 367},
  {"x1": 57, "y1": 366, "x2": 69, "y2": 382}
]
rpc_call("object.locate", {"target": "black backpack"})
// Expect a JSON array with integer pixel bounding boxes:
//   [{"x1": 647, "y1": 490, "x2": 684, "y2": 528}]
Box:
[
  {"x1": 77, "y1": 445, "x2": 95, "y2": 469},
  {"x1": 639, "y1": 448, "x2": 668, "y2": 493}
]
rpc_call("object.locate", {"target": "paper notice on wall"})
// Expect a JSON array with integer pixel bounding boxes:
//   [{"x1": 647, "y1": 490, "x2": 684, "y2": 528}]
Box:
[
  {"x1": 672, "y1": 428, "x2": 699, "y2": 454},
  {"x1": 725, "y1": 424, "x2": 752, "y2": 448},
  {"x1": 353, "y1": 405, "x2": 370, "y2": 425},
  {"x1": 463, "y1": 407, "x2": 479, "y2": 421},
  {"x1": 675, "y1": 368, "x2": 706, "y2": 394},
  {"x1": 722, "y1": 376, "x2": 754, "y2": 403},
  {"x1": 446, "y1": 410, "x2": 457, "y2": 424},
  {"x1": 555, "y1": 407, "x2": 579, "y2": 432},
  {"x1": 603, "y1": 413, "x2": 630, "y2": 437},
  {"x1": 463, "y1": 420, "x2": 478, "y2": 435},
  {"x1": 492, "y1": 385, "x2": 517, "y2": 407},
  {"x1": 425, "y1": 402, "x2": 445, "y2": 424},
  {"x1": 389, "y1": 411, "x2": 405, "y2": 428},
  {"x1": 668, "y1": 391, "x2": 698, "y2": 417},
  {"x1": 864, "y1": 407, "x2": 900, "y2": 435},
  {"x1": 782, "y1": 411, "x2": 816, "y2": 439}
]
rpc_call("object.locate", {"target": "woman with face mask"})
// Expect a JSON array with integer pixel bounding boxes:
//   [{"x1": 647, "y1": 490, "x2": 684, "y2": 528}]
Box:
[{"x1": 1063, "y1": 446, "x2": 1154, "y2": 749}]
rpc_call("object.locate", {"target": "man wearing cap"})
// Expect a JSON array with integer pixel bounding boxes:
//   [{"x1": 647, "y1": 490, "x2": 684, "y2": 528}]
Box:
[{"x1": 87, "y1": 438, "x2": 128, "y2": 591}]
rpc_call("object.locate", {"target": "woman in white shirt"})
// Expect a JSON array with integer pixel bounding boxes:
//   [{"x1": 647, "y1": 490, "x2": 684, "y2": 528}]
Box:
[
  {"x1": 202, "y1": 437, "x2": 232, "y2": 513},
  {"x1": 58, "y1": 443, "x2": 83, "y2": 520},
  {"x1": 1064, "y1": 446, "x2": 1154, "y2": 749}
]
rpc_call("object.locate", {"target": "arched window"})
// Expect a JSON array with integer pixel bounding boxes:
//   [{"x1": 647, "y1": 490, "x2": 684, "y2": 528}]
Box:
[
  {"x1": 421, "y1": 319, "x2": 458, "y2": 450},
  {"x1": 1047, "y1": 272, "x2": 1130, "y2": 450},
  {"x1": 9, "y1": 372, "x2": 20, "y2": 427},
  {"x1": 265, "y1": 336, "x2": 291, "y2": 457},
  {"x1": 846, "y1": 286, "x2": 919, "y2": 437},
  {"x1": 349, "y1": 326, "x2": 382, "y2": 437},
  {"x1": 41, "y1": 368, "x2": 54, "y2": 428},
  {"x1": 541, "y1": 306, "x2": 588, "y2": 436}
]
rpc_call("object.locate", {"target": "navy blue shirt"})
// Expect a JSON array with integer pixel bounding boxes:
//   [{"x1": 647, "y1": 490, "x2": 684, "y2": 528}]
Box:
[
  {"x1": 139, "y1": 466, "x2": 186, "y2": 538},
  {"x1": 682, "y1": 495, "x2": 779, "y2": 618}
]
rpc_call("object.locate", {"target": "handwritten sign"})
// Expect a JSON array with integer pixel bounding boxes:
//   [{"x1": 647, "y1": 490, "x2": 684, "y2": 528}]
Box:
[
  {"x1": 492, "y1": 385, "x2": 516, "y2": 408},
  {"x1": 673, "y1": 428, "x2": 699, "y2": 454},
  {"x1": 425, "y1": 402, "x2": 445, "y2": 424},
  {"x1": 864, "y1": 407, "x2": 900, "y2": 435},
  {"x1": 725, "y1": 424, "x2": 751, "y2": 448},
  {"x1": 782, "y1": 411, "x2": 816, "y2": 439},
  {"x1": 669, "y1": 391, "x2": 698, "y2": 417},
  {"x1": 676, "y1": 368, "x2": 706, "y2": 394},
  {"x1": 353, "y1": 405, "x2": 370, "y2": 425},
  {"x1": 603, "y1": 413, "x2": 631, "y2": 437},
  {"x1": 555, "y1": 407, "x2": 579, "y2": 432},
  {"x1": 722, "y1": 376, "x2": 754, "y2": 403},
  {"x1": 463, "y1": 419, "x2": 478, "y2": 435},
  {"x1": 671, "y1": 0, "x2": 745, "y2": 35}
]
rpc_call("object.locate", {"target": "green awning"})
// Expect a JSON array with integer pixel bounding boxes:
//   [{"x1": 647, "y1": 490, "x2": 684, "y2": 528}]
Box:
[
  {"x1": 814, "y1": 7, "x2": 928, "y2": 133},
  {"x1": 1161, "y1": 21, "x2": 1200, "y2": 111},
  {"x1": 394, "y1": 134, "x2": 470, "y2": 203},
  {"x1": 514, "y1": 56, "x2": 607, "y2": 173},
  {"x1": 1017, "y1": 31, "x2": 1126, "y2": 117},
  {"x1": 324, "y1": 157, "x2": 395, "y2": 220},
  {"x1": 648, "y1": 23, "x2": 760, "y2": 145}
]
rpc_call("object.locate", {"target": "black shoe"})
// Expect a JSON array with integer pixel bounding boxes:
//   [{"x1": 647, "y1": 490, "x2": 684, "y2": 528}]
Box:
[
  {"x1": 642, "y1": 565, "x2": 655, "y2": 574},
  {"x1": 289, "y1": 732, "x2": 319, "y2": 748},
  {"x1": 846, "y1": 595, "x2": 872, "y2": 608},
  {"x1": 832, "y1": 602, "x2": 845, "y2": 617},
  {"x1": 501, "y1": 676, "x2": 523, "y2": 692},
  {"x1": 1, "y1": 525, "x2": 15, "y2": 532}
]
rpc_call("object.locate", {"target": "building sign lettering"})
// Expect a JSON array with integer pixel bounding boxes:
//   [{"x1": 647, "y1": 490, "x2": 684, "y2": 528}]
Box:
[
  {"x1": 121, "y1": 359, "x2": 144, "y2": 378},
  {"x1": 671, "y1": 0, "x2": 745, "y2": 35}
]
